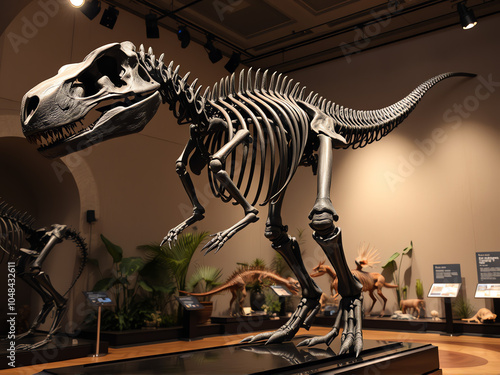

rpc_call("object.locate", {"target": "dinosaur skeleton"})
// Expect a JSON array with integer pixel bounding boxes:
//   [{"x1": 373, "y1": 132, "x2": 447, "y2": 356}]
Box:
[
  {"x1": 181, "y1": 268, "x2": 299, "y2": 314},
  {"x1": 0, "y1": 199, "x2": 87, "y2": 350},
  {"x1": 20, "y1": 41, "x2": 474, "y2": 356}
]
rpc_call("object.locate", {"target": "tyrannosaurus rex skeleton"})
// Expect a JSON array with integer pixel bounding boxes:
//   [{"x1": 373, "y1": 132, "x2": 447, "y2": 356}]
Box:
[
  {"x1": 0, "y1": 199, "x2": 87, "y2": 350},
  {"x1": 20, "y1": 42, "x2": 474, "y2": 356}
]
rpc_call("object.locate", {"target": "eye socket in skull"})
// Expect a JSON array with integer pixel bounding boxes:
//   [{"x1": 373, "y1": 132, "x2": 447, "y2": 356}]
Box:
[
  {"x1": 21, "y1": 41, "x2": 162, "y2": 158},
  {"x1": 71, "y1": 47, "x2": 136, "y2": 98}
]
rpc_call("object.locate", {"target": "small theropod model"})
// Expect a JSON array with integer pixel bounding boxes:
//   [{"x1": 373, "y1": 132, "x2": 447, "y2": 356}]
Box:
[
  {"x1": 311, "y1": 246, "x2": 397, "y2": 317},
  {"x1": 0, "y1": 199, "x2": 87, "y2": 350},
  {"x1": 182, "y1": 268, "x2": 299, "y2": 314},
  {"x1": 20, "y1": 42, "x2": 474, "y2": 356},
  {"x1": 462, "y1": 308, "x2": 497, "y2": 324}
]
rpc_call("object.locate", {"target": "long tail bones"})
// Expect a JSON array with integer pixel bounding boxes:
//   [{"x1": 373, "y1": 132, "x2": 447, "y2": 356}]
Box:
[{"x1": 20, "y1": 42, "x2": 475, "y2": 356}]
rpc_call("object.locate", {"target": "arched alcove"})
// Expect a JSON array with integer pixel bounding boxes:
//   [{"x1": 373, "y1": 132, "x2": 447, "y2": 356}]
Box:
[{"x1": 0, "y1": 113, "x2": 100, "y2": 333}]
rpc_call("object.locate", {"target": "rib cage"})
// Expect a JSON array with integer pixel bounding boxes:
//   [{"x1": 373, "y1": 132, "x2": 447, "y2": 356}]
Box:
[
  {"x1": 137, "y1": 45, "x2": 473, "y2": 205},
  {"x1": 0, "y1": 199, "x2": 35, "y2": 263},
  {"x1": 0, "y1": 198, "x2": 87, "y2": 295},
  {"x1": 204, "y1": 69, "x2": 310, "y2": 205}
]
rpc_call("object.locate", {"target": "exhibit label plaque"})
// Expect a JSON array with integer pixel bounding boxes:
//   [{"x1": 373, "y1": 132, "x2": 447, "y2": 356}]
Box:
[
  {"x1": 83, "y1": 291, "x2": 114, "y2": 306},
  {"x1": 433, "y1": 264, "x2": 461, "y2": 283},
  {"x1": 177, "y1": 296, "x2": 204, "y2": 310},
  {"x1": 474, "y1": 252, "x2": 500, "y2": 298},
  {"x1": 476, "y1": 252, "x2": 500, "y2": 283},
  {"x1": 428, "y1": 283, "x2": 461, "y2": 297},
  {"x1": 270, "y1": 285, "x2": 293, "y2": 297},
  {"x1": 429, "y1": 264, "x2": 461, "y2": 297}
]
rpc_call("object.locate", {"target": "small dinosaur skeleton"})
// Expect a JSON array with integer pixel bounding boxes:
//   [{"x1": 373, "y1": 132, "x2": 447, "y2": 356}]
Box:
[
  {"x1": 181, "y1": 268, "x2": 299, "y2": 314},
  {"x1": 20, "y1": 41, "x2": 474, "y2": 356},
  {"x1": 0, "y1": 199, "x2": 87, "y2": 350},
  {"x1": 311, "y1": 244, "x2": 397, "y2": 317}
]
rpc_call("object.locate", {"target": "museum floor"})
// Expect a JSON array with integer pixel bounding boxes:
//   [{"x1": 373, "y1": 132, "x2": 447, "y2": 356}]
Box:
[{"x1": 4, "y1": 327, "x2": 500, "y2": 375}]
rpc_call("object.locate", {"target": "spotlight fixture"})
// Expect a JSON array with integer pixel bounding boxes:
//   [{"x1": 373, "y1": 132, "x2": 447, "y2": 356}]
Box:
[
  {"x1": 80, "y1": 0, "x2": 100, "y2": 20},
  {"x1": 457, "y1": 2, "x2": 477, "y2": 30},
  {"x1": 69, "y1": 0, "x2": 85, "y2": 7},
  {"x1": 145, "y1": 13, "x2": 159, "y2": 38},
  {"x1": 100, "y1": 6, "x2": 119, "y2": 29},
  {"x1": 224, "y1": 52, "x2": 241, "y2": 73},
  {"x1": 204, "y1": 35, "x2": 222, "y2": 64},
  {"x1": 177, "y1": 26, "x2": 190, "y2": 48}
]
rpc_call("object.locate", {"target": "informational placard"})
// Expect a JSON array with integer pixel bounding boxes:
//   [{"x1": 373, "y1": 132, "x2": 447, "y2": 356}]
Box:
[
  {"x1": 476, "y1": 252, "x2": 500, "y2": 283},
  {"x1": 428, "y1": 283, "x2": 461, "y2": 298},
  {"x1": 475, "y1": 283, "x2": 500, "y2": 298},
  {"x1": 177, "y1": 296, "x2": 204, "y2": 310},
  {"x1": 433, "y1": 264, "x2": 461, "y2": 283},
  {"x1": 83, "y1": 291, "x2": 114, "y2": 306},
  {"x1": 270, "y1": 285, "x2": 293, "y2": 297}
]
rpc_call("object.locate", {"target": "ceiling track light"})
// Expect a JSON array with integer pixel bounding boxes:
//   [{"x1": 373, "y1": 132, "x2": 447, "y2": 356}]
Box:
[
  {"x1": 204, "y1": 35, "x2": 222, "y2": 64},
  {"x1": 145, "y1": 13, "x2": 159, "y2": 38},
  {"x1": 224, "y1": 52, "x2": 241, "y2": 73},
  {"x1": 69, "y1": 0, "x2": 85, "y2": 7},
  {"x1": 79, "y1": 0, "x2": 101, "y2": 20},
  {"x1": 100, "y1": 5, "x2": 119, "y2": 29},
  {"x1": 177, "y1": 26, "x2": 191, "y2": 49},
  {"x1": 457, "y1": 2, "x2": 477, "y2": 30}
]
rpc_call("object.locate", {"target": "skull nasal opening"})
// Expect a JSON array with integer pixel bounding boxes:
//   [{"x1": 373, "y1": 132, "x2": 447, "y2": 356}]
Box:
[{"x1": 23, "y1": 95, "x2": 40, "y2": 124}]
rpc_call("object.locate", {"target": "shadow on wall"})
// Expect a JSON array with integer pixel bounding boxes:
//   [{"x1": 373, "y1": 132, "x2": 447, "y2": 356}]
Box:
[{"x1": 0, "y1": 135, "x2": 81, "y2": 334}]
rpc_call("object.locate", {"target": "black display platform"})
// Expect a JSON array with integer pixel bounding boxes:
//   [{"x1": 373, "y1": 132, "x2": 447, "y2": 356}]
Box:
[
  {"x1": 0, "y1": 334, "x2": 108, "y2": 369},
  {"x1": 34, "y1": 337, "x2": 440, "y2": 375},
  {"x1": 315, "y1": 315, "x2": 500, "y2": 336}
]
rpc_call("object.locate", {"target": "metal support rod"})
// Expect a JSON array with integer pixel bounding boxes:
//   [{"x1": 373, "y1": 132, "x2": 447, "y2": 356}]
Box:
[{"x1": 92, "y1": 304, "x2": 104, "y2": 357}]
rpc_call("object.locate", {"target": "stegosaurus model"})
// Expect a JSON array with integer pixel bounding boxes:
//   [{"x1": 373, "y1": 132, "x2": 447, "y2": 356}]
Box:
[
  {"x1": 311, "y1": 244, "x2": 397, "y2": 317},
  {"x1": 0, "y1": 199, "x2": 87, "y2": 350},
  {"x1": 20, "y1": 41, "x2": 474, "y2": 356},
  {"x1": 181, "y1": 268, "x2": 299, "y2": 314}
]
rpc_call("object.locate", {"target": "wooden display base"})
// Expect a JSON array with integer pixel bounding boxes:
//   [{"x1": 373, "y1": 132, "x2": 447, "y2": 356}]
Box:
[
  {"x1": 33, "y1": 337, "x2": 440, "y2": 375},
  {"x1": 0, "y1": 334, "x2": 108, "y2": 370}
]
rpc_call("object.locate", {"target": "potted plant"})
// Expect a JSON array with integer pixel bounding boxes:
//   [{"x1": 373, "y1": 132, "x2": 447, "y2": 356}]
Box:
[
  {"x1": 238, "y1": 258, "x2": 267, "y2": 311},
  {"x1": 88, "y1": 235, "x2": 171, "y2": 331},
  {"x1": 185, "y1": 265, "x2": 223, "y2": 324},
  {"x1": 382, "y1": 241, "x2": 413, "y2": 306},
  {"x1": 138, "y1": 231, "x2": 209, "y2": 323}
]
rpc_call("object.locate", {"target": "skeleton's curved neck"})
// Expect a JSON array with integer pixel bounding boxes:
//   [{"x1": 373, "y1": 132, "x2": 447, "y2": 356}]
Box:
[{"x1": 137, "y1": 48, "x2": 210, "y2": 128}]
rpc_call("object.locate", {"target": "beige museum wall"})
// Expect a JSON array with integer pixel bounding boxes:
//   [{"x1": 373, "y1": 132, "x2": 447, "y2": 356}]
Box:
[
  {"x1": 0, "y1": 0, "x2": 498, "y2": 328},
  {"x1": 288, "y1": 13, "x2": 500, "y2": 315}
]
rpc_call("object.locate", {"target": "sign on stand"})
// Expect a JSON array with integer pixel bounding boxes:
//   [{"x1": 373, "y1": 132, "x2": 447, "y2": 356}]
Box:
[{"x1": 475, "y1": 252, "x2": 500, "y2": 298}]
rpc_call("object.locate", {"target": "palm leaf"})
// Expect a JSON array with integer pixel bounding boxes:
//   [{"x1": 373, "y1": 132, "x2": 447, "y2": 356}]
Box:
[
  {"x1": 137, "y1": 231, "x2": 208, "y2": 290},
  {"x1": 101, "y1": 234, "x2": 123, "y2": 263},
  {"x1": 186, "y1": 265, "x2": 222, "y2": 292}
]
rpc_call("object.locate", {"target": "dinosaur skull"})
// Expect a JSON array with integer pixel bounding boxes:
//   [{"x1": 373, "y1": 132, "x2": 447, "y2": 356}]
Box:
[{"x1": 21, "y1": 42, "x2": 161, "y2": 158}]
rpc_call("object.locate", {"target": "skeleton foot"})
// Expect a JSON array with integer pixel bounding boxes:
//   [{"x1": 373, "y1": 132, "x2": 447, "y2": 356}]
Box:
[
  {"x1": 297, "y1": 294, "x2": 363, "y2": 357},
  {"x1": 16, "y1": 335, "x2": 53, "y2": 351},
  {"x1": 12, "y1": 330, "x2": 35, "y2": 341},
  {"x1": 241, "y1": 297, "x2": 320, "y2": 345}
]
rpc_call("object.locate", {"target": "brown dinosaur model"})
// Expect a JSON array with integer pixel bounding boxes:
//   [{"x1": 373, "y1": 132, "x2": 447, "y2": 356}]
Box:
[
  {"x1": 462, "y1": 308, "x2": 497, "y2": 323},
  {"x1": 311, "y1": 259, "x2": 397, "y2": 317},
  {"x1": 400, "y1": 299, "x2": 426, "y2": 318},
  {"x1": 182, "y1": 268, "x2": 299, "y2": 315}
]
